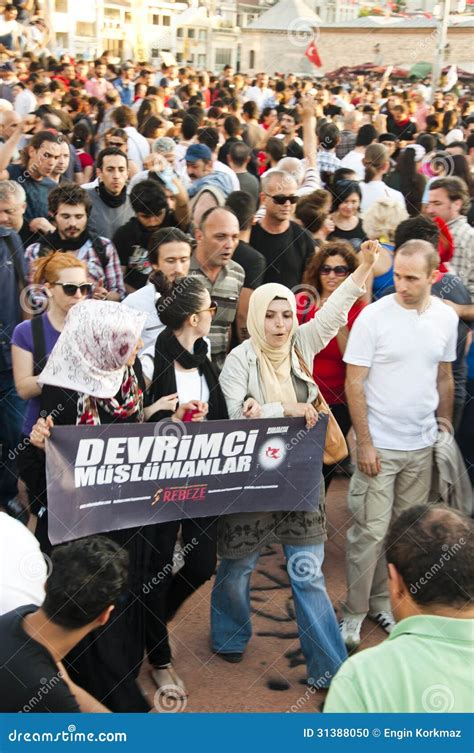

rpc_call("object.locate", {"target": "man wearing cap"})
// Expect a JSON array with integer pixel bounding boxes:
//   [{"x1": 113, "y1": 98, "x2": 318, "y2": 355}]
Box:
[
  {"x1": 185, "y1": 143, "x2": 235, "y2": 203},
  {"x1": 113, "y1": 63, "x2": 135, "y2": 107}
]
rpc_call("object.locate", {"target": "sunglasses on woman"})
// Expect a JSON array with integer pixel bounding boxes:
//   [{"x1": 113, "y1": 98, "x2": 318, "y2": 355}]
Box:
[
  {"x1": 197, "y1": 300, "x2": 218, "y2": 316},
  {"x1": 53, "y1": 282, "x2": 93, "y2": 296},
  {"x1": 320, "y1": 265, "x2": 349, "y2": 277},
  {"x1": 265, "y1": 193, "x2": 298, "y2": 205},
  {"x1": 108, "y1": 141, "x2": 126, "y2": 148}
]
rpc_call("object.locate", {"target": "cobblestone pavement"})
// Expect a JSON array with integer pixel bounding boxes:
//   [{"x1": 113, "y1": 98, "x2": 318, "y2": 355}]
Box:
[{"x1": 139, "y1": 476, "x2": 387, "y2": 713}]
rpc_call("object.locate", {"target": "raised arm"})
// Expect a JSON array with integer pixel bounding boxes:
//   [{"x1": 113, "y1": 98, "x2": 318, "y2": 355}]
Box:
[{"x1": 296, "y1": 240, "x2": 379, "y2": 357}]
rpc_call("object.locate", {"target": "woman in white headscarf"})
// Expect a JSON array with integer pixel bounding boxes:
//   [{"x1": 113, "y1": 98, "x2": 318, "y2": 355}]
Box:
[
  {"x1": 211, "y1": 241, "x2": 380, "y2": 688},
  {"x1": 28, "y1": 299, "x2": 179, "y2": 712}
]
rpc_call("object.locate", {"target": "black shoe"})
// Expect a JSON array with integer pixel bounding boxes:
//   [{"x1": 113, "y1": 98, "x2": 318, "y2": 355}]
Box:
[{"x1": 214, "y1": 651, "x2": 243, "y2": 663}]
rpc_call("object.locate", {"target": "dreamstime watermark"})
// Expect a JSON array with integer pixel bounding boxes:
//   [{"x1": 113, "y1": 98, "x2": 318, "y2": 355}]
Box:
[
  {"x1": 153, "y1": 417, "x2": 187, "y2": 441},
  {"x1": 420, "y1": 416, "x2": 454, "y2": 448},
  {"x1": 286, "y1": 18, "x2": 320, "y2": 49},
  {"x1": 287, "y1": 550, "x2": 322, "y2": 584},
  {"x1": 287, "y1": 671, "x2": 331, "y2": 712},
  {"x1": 421, "y1": 684, "x2": 455, "y2": 712},
  {"x1": 292, "y1": 284, "x2": 321, "y2": 316},
  {"x1": 153, "y1": 686, "x2": 188, "y2": 713},
  {"x1": 22, "y1": 670, "x2": 63, "y2": 713},
  {"x1": 409, "y1": 536, "x2": 466, "y2": 596},
  {"x1": 18, "y1": 549, "x2": 53, "y2": 584},
  {"x1": 19, "y1": 283, "x2": 49, "y2": 316},
  {"x1": 155, "y1": 275, "x2": 196, "y2": 317},
  {"x1": 421, "y1": 150, "x2": 455, "y2": 178},
  {"x1": 8, "y1": 405, "x2": 64, "y2": 460},
  {"x1": 142, "y1": 537, "x2": 198, "y2": 594}
]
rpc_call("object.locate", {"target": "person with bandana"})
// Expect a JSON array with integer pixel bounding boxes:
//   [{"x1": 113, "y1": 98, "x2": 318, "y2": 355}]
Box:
[
  {"x1": 211, "y1": 241, "x2": 379, "y2": 688},
  {"x1": 27, "y1": 300, "x2": 179, "y2": 712}
]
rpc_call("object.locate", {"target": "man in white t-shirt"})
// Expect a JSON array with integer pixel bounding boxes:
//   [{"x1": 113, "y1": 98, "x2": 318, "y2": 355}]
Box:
[{"x1": 340, "y1": 240, "x2": 458, "y2": 650}]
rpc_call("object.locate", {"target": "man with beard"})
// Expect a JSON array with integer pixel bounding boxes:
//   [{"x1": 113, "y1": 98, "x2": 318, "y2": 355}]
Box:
[
  {"x1": 113, "y1": 179, "x2": 180, "y2": 293},
  {"x1": 84, "y1": 147, "x2": 134, "y2": 241},
  {"x1": 276, "y1": 109, "x2": 304, "y2": 160},
  {"x1": 24, "y1": 183, "x2": 125, "y2": 300}
]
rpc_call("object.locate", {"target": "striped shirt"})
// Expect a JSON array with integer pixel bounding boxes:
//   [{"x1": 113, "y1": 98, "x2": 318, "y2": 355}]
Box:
[
  {"x1": 447, "y1": 216, "x2": 474, "y2": 301},
  {"x1": 189, "y1": 255, "x2": 245, "y2": 372},
  {"x1": 25, "y1": 237, "x2": 125, "y2": 300}
]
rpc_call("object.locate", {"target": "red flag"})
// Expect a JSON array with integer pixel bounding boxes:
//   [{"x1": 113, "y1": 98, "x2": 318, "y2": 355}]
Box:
[{"x1": 305, "y1": 39, "x2": 322, "y2": 68}]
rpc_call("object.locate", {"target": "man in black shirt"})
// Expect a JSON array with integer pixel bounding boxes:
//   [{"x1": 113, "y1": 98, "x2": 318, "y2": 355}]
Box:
[
  {"x1": 0, "y1": 536, "x2": 128, "y2": 712},
  {"x1": 250, "y1": 170, "x2": 315, "y2": 289},
  {"x1": 225, "y1": 190, "x2": 266, "y2": 343},
  {"x1": 113, "y1": 179, "x2": 177, "y2": 293}
]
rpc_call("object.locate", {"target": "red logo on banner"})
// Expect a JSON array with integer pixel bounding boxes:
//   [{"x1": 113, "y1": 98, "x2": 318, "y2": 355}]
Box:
[{"x1": 265, "y1": 446, "x2": 281, "y2": 460}]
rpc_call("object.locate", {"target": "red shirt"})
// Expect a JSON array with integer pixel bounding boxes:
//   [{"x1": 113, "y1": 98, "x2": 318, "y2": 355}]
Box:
[{"x1": 296, "y1": 295, "x2": 366, "y2": 405}]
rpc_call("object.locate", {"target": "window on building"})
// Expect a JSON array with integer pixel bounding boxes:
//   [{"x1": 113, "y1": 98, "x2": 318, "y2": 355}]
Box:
[
  {"x1": 176, "y1": 52, "x2": 183, "y2": 62},
  {"x1": 151, "y1": 48, "x2": 159, "y2": 58},
  {"x1": 236, "y1": 14, "x2": 242, "y2": 26},
  {"x1": 55, "y1": 0, "x2": 67, "y2": 11},
  {"x1": 198, "y1": 54, "x2": 206, "y2": 67},
  {"x1": 162, "y1": 15, "x2": 170, "y2": 26},
  {"x1": 198, "y1": 29, "x2": 206, "y2": 41},
  {"x1": 124, "y1": 12, "x2": 132, "y2": 23},
  {"x1": 56, "y1": 32, "x2": 68, "y2": 47},
  {"x1": 215, "y1": 48, "x2": 231, "y2": 70},
  {"x1": 188, "y1": 28, "x2": 195, "y2": 38},
  {"x1": 249, "y1": 50, "x2": 255, "y2": 68},
  {"x1": 76, "y1": 22, "x2": 94, "y2": 36},
  {"x1": 177, "y1": 28, "x2": 183, "y2": 38},
  {"x1": 152, "y1": 14, "x2": 159, "y2": 25}
]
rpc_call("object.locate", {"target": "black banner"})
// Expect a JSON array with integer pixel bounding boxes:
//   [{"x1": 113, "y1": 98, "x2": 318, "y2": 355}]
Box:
[{"x1": 45, "y1": 416, "x2": 328, "y2": 544}]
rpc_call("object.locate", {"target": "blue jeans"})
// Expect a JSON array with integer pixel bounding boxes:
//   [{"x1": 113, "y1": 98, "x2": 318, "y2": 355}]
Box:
[
  {"x1": 0, "y1": 369, "x2": 26, "y2": 505},
  {"x1": 211, "y1": 543, "x2": 347, "y2": 686}
]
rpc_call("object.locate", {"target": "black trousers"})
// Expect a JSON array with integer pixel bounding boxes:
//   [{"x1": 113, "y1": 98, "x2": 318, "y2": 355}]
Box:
[
  {"x1": 143, "y1": 516, "x2": 218, "y2": 667},
  {"x1": 322, "y1": 402, "x2": 353, "y2": 489}
]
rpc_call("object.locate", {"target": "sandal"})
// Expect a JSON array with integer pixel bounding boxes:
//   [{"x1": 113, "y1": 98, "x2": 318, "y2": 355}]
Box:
[{"x1": 151, "y1": 663, "x2": 187, "y2": 699}]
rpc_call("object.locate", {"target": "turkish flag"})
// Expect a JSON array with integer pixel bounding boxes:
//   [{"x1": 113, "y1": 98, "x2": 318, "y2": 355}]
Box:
[{"x1": 305, "y1": 39, "x2": 322, "y2": 68}]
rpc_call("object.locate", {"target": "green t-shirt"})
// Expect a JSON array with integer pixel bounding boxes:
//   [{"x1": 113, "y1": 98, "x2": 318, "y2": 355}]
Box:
[{"x1": 324, "y1": 615, "x2": 474, "y2": 713}]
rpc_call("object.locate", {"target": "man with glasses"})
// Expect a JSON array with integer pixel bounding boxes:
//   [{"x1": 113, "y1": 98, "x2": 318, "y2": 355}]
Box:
[
  {"x1": 250, "y1": 170, "x2": 315, "y2": 289},
  {"x1": 24, "y1": 183, "x2": 124, "y2": 301}
]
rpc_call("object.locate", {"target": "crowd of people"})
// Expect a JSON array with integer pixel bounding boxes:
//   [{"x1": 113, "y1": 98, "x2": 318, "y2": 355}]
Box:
[{"x1": 0, "y1": 48, "x2": 473, "y2": 715}]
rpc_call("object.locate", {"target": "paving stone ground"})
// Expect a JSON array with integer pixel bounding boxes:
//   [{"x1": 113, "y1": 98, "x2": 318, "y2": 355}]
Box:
[{"x1": 139, "y1": 476, "x2": 387, "y2": 713}]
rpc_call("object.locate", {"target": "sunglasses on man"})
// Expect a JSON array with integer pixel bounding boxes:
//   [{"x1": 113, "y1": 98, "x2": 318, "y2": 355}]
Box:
[{"x1": 265, "y1": 193, "x2": 298, "y2": 205}]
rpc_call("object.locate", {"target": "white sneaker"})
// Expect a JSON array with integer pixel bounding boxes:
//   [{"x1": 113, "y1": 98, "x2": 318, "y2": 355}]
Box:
[
  {"x1": 339, "y1": 616, "x2": 364, "y2": 651},
  {"x1": 369, "y1": 610, "x2": 395, "y2": 634}
]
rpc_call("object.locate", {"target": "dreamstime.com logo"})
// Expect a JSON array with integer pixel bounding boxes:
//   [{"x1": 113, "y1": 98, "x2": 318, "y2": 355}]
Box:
[{"x1": 7, "y1": 726, "x2": 127, "y2": 743}]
